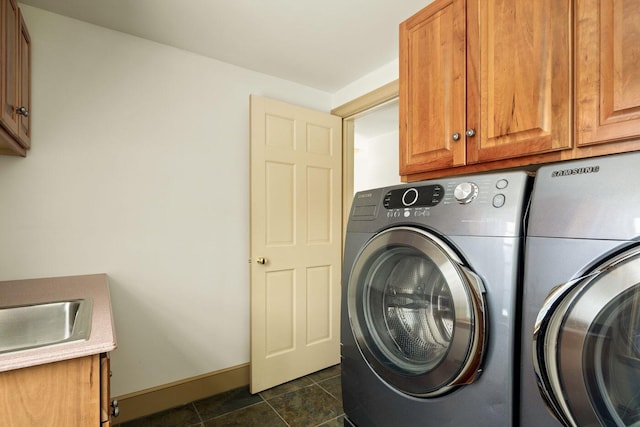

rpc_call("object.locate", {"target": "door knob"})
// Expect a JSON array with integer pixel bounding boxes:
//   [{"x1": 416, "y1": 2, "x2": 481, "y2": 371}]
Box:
[{"x1": 256, "y1": 257, "x2": 267, "y2": 265}]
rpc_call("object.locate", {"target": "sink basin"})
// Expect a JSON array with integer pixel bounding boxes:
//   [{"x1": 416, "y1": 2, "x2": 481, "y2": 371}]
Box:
[{"x1": 0, "y1": 299, "x2": 92, "y2": 354}]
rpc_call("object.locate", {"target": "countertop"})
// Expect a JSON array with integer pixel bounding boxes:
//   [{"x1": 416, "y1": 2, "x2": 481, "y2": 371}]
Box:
[{"x1": 0, "y1": 273, "x2": 117, "y2": 372}]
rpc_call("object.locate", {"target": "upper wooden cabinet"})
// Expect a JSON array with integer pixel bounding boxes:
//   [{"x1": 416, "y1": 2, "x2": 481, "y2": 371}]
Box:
[
  {"x1": 401, "y1": 0, "x2": 640, "y2": 180},
  {"x1": 400, "y1": 0, "x2": 572, "y2": 179},
  {"x1": 0, "y1": 0, "x2": 30, "y2": 156},
  {"x1": 470, "y1": 0, "x2": 571, "y2": 162},
  {"x1": 575, "y1": 0, "x2": 640, "y2": 149},
  {"x1": 16, "y1": 11, "x2": 30, "y2": 146},
  {"x1": 399, "y1": 0, "x2": 466, "y2": 175}
]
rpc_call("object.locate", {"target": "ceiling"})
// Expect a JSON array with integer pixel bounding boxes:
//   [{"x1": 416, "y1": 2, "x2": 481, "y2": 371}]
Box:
[{"x1": 19, "y1": 0, "x2": 431, "y2": 93}]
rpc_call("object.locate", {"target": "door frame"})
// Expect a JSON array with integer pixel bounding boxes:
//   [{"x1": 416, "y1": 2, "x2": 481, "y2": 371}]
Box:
[{"x1": 331, "y1": 80, "x2": 399, "y2": 239}]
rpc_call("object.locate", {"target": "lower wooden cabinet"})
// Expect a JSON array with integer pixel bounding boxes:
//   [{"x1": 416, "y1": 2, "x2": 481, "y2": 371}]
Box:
[{"x1": 0, "y1": 353, "x2": 113, "y2": 426}]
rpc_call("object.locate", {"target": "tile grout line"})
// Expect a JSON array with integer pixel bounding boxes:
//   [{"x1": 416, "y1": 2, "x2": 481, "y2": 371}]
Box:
[
  {"x1": 191, "y1": 402, "x2": 205, "y2": 425},
  {"x1": 315, "y1": 382, "x2": 340, "y2": 402},
  {"x1": 262, "y1": 380, "x2": 340, "y2": 427},
  {"x1": 314, "y1": 414, "x2": 344, "y2": 427},
  {"x1": 199, "y1": 400, "x2": 270, "y2": 424},
  {"x1": 313, "y1": 374, "x2": 340, "y2": 384},
  {"x1": 263, "y1": 397, "x2": 291, "y2": 427},
  {"x1": 259, "y1": 380, "x2": 316, "y2": 401},
  {"x1": 123, "y1": 369, "x2": 342, "y2": 426},
  {"x1": 309, "y1": 373, "x2": 340, "y2": 385},
  {"x1": 316, "y1": 381, "x2": 347, "y2": 422}
]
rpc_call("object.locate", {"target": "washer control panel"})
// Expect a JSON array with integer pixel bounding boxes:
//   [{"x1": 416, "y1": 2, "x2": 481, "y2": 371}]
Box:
[
  {"x1": 348, "y1": 171, "x2": 530, "y2": 237},
  {"x1": 383, "y1": 185, "x2": 444, "y2": 209},
  {"x1": 443, "y1": 177, "x2": 512, "y2": 208}
]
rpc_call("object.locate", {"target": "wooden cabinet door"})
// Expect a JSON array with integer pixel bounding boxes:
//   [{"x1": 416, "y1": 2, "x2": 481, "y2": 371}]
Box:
[
  {"x1": 576, "y1": 0, "x2": 640, "y2": 147},
  {"x1": 1, "y1": 0, "x2": 19, "y2": 137},
  {"x1": 17, "y1": 10, "x2": 29, "y2": 147},
  {"x1": 399, "y1": 0, "x2": 466, "y2": 175},
  {"x1": 467, "y1": 0, "x2": 572, "y2": 163},
  {"x1": 0, "y1": 355, "x2": 101, "y2": 426}
]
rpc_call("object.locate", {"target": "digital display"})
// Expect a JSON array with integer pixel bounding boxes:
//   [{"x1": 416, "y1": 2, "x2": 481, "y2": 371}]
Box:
[{"x1": 383, "y1": 185, "x2": 444, "y2": 209}]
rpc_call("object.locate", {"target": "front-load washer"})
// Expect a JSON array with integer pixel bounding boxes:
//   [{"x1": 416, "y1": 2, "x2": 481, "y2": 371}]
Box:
[
  {"x1": 520, "y1": 151, "x2": 640, "y2": 426},
  {"x1": 341, "y1": 171, "x2": 531, "y2": 427}
]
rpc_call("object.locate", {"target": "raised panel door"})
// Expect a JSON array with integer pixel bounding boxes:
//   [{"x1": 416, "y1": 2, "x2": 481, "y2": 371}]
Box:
[
  {"x1": 399, "y1": 0, "x2": 466, "y2": 175},
  {"x1": 468, "y1": 0, "x2": 572, "y2": 163},
  {"x1": 0, "y1": 355, "x2": 101, "y2": 426},
  {"x1": 576, "y1": 0, "x2": 640, "y2": 147},
  {"x1": 1, "y1": 0, "x2": 18, "y2": 137},
  {"x1": 249, "y1": 96, "x2": 342, "y2": 393},
  {"x1": 17, "y1": 11, "x2": 29, "y2": 147}
]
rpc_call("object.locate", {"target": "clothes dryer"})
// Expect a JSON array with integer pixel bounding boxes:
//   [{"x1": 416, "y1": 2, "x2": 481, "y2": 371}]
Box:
[
  {"x1": 342, "y1": 171, "x2": 531, "y2": 426},
  {"x1": 521, "y1": 152, "x2": 640, "y2": 426}
]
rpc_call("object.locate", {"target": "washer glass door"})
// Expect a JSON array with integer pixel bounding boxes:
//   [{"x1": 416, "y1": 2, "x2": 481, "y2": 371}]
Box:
[
  {"x1": 534, "y1": 245, "x2": 640, "y2": 427},
  {"x1": 348, "y1": 227, "x2": 486, "y2": 397}
]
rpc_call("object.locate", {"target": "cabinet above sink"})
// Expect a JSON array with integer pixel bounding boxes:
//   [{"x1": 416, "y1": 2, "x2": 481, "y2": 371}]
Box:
[{"x1": 0, "y1": 0, "x2": 31, "y2": 157}]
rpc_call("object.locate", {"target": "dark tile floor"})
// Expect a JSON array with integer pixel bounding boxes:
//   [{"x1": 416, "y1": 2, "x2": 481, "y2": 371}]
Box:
[{"x1": 116, "y1": 364, "x2": 345, "y2": 427}]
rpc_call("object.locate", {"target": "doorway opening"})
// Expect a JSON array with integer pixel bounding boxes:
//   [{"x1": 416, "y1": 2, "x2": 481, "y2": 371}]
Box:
[
  {"x1": 352, "y1": 98, "x2": 400, "y2": 193},
  {"x1": 331, "y1": 80, "x2": 400, "y2": 229}
]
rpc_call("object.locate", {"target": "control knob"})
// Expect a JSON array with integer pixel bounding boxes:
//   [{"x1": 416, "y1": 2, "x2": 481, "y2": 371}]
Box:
[
  {"x1": 402, "y1": 188, "x2": 419, "y2": 206},
  {"x1": 454, "y1": 182, "x2": 479, "y2": 204}
]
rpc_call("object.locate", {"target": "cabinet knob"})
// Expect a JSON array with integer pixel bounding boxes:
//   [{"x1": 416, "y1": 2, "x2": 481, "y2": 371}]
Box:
[
  {"x1": 15, "y1": 106, "x2": 29, "y2": 117},
  {"x1": 452, "y1": 133, "x2": 461, "y2": 141},
  {"x1": 111, "y1": 400, "x2": 120, "y2": 417},
  {"x1": 256, "y1": 257, "x2": 267, "y2": 265},
  {"x1": 466, "y1": 128, "x2": 476, "y2": 137}
]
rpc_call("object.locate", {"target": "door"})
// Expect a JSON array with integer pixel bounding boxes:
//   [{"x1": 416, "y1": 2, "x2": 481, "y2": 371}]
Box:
[
  {"x1": 533, "y1": 244, "x2": 640, "y2": 426},
  {"x1": 249, "y1": 96, "x2": 342, "y2": 393},
  {"x1": 347, "y1": 226, "x2": 486, "y2": 397},
  {"x1": 399, "y1": 0, "x2": 466, "y2": 175},
  {"x1": 1, "y1": 0, "x2": 19, "y2": 137},
  {"x1": 16, "y1": 11, "x2": 29, "y2": 147},
  {"x1": 576, "y1": 0, "x2": 640, "y2": 148},
  {"x1": 468, "y1": 0, "x2": 572, "y2": 163}
]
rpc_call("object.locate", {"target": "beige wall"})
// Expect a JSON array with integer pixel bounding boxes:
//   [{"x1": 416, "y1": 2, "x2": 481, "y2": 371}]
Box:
[{"x1": 0, "y1": 5, "x2": 333, "y2": 396}]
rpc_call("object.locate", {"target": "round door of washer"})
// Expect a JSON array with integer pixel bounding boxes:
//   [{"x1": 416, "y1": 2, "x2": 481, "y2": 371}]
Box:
[
  {"x1": 347, "y1": 226, "x2": 486, "y2": 397},
  {"x1": 534, "y1": 244, "x2": 640, "y2": 427}
]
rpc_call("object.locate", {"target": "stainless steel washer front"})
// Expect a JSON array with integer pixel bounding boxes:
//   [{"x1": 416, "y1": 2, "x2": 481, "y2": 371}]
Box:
[{"x1": 348, "y1": 226, "x2": 486, "y2": 397}]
